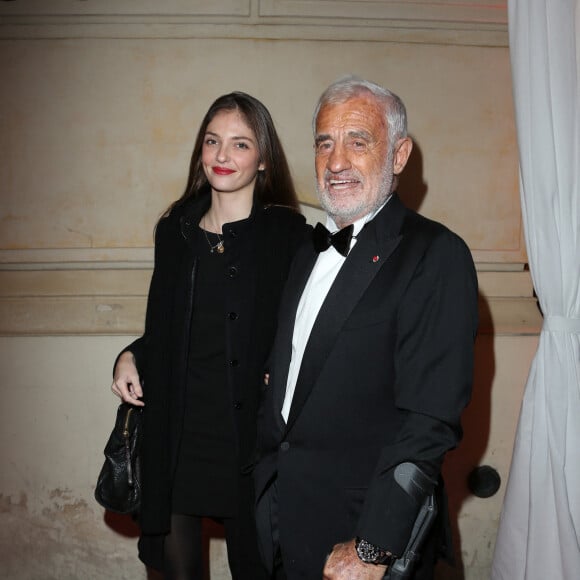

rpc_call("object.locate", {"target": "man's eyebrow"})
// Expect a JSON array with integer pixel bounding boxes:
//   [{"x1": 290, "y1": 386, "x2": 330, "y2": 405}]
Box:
[
  {"x1": 315, "y1": 133, "x2": 332, "y2": 145},
  {"x1": 347, "y1": 130, "x2": 372, "y2": 141},
  {"x1": 315, "y1": 130, "x2": 373, "y2": 144}
]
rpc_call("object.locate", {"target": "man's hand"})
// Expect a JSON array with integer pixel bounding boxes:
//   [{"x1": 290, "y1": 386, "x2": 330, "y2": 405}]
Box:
[{"x1": 323, "y1": 539, "x2": 386, "y2": 580}]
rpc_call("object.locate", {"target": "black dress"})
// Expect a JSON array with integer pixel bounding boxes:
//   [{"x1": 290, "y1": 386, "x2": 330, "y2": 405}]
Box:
[
  {"x1": 121, "y1": 191, "x2": 311, "y2": 572},
  {"x1": 172, "y1": 227, "x2": 238, "y2": 517}
]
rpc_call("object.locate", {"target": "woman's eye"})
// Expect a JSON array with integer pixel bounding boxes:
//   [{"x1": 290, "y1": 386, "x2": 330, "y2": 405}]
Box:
[
  {"x1": 205, "y1": 138, "x2": 217, "y2": 146},
  {"x1": 236, "y1": 142, "x2": 250, "y2": 149}
]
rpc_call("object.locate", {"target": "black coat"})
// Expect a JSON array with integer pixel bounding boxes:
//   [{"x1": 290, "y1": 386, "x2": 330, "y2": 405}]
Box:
[
  {"x1": 123, "y1": 190, "x2": 310, "y2": 536},
  {"x1": 255, "y1": 194, "x2": 479, "y2": 578}
]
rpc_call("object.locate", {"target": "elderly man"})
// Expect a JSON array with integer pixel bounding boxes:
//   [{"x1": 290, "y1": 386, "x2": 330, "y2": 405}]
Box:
[{"x1": 254, "y1": 76, "x2": 478, "y2": 579}]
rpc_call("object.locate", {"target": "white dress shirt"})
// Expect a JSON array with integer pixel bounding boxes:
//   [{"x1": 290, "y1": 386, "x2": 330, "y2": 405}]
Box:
[{"x1": 281, "y1": 198, "x2": 390, "y2": 422}]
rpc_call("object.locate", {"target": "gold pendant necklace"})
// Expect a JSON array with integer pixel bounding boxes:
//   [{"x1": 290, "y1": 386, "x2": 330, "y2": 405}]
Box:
[{"x1": 202, "y1": 216, "x2": 225, "y2": 254}]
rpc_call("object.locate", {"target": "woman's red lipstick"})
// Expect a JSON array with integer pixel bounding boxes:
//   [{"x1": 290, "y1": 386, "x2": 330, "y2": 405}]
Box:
[{"x1": 212, "y1": 167, "x2": 235, "y2": 175}]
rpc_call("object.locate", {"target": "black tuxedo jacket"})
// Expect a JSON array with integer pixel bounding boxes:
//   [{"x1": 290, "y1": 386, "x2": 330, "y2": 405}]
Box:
[{"x1": 254, "y1": 194, "x2": 478, "y2": 578}]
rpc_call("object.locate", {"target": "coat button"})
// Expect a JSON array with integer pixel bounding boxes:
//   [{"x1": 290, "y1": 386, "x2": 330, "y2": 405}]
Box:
[
  {"x1": 233, "y1": 401, "x2": 243, "y2": 410},
  {"x1": 227, "y1": 266, "x2": 238, "y2": 278},
  {"x1": 228, "y1": 312, "x2": 238, "y2": 320},
  {"x1": 229, "y1": 359, "x2": 239, "y2": 367},
  {"x1": 280, "y1": 441, "x2": 290, "y2": 451}
]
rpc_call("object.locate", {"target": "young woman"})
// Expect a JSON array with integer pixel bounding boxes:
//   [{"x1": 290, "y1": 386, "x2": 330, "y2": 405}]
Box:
[{"x1": 111, "y1": 92, "x2": 310, "y2": 579}]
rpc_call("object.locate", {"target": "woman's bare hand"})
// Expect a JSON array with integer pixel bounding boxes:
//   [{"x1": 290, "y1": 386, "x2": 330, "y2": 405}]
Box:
[{"x1": 111, "y1": 351, "x2": 144, "y2": 406}]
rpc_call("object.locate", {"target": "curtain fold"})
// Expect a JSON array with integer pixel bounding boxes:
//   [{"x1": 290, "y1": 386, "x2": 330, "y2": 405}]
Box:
[{"x1": 491, "y1": 1, "x2": 580, "y2": 579}]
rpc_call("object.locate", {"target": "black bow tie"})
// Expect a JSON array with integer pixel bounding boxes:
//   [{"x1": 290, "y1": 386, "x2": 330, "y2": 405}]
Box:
[{"x1": 312, "y1": 222, "x2": 354, "y2": 257}]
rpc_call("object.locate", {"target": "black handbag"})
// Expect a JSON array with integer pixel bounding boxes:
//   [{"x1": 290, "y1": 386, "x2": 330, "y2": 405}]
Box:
[{"x1": 95, "y1": 402, "x2": 143, "y2": 514}]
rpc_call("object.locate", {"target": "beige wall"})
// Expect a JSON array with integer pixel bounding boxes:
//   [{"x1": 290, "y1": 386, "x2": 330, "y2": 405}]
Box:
[{"x1": 0, "y1": 2, "x2": 540, "y2": 579}]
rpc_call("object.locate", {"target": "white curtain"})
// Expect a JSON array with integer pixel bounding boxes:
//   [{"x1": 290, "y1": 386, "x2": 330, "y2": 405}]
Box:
[{"x1": 491, "y1": 1, "x2": 580, "y2": 579}]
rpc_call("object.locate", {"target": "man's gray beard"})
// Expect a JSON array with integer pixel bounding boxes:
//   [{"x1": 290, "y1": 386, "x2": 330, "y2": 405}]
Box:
[{"x1": 317, "y1": 154, "x2": 395, "y2": 224}]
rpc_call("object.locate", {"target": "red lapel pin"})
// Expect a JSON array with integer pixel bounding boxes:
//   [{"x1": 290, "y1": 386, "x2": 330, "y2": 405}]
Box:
[{"x1": 372, "y1": 255, "x2": 380, "y2": 263}]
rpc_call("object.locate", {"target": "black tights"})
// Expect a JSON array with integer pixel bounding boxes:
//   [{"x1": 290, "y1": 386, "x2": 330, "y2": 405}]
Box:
[
  {"x1": 162, "y1": 514, "x2": 268, "y2": 580},
  {"x1": 162, "y1": 514, "x2": 204, "y2": 580}
]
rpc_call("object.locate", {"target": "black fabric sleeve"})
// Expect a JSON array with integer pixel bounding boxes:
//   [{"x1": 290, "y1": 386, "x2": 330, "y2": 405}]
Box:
[{"x1": 356, "y1": 230, "x2": 478, "y2": 555}]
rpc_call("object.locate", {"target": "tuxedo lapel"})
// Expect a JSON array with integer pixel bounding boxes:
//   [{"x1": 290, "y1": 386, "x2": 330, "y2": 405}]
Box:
[
  {"x1": 271, "y1": 242, "x2": 319, "y2": 423},
  {"x1": 285, "y1": 196, "x2": 407, "y2": 432}
]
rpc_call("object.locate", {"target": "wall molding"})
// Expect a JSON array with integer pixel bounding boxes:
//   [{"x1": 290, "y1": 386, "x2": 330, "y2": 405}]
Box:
[
  {"x1": 0, "y1": 0, "x2": 508, "y2": 46},
  {"x1": 0, "y1": 267, "x2": 540, "y2": 337},
  {"x1": 0, "y1": 248, "x2": 154, "y2": 269},
  {"x1": 0, "y1": 0, "x2": 252, "y2": 17},
  {"x1": 259, "y1": 0, "x2": 506, "y2": 24}
]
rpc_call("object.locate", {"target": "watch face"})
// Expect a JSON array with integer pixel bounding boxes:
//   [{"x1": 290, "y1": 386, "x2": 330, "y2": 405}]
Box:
[
  {"x1": 356, "y1": 538, "x2": 396, "y2": 565},
  {"x1": 356, "y1": 539, "x2": 376, "y2": 562}
]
